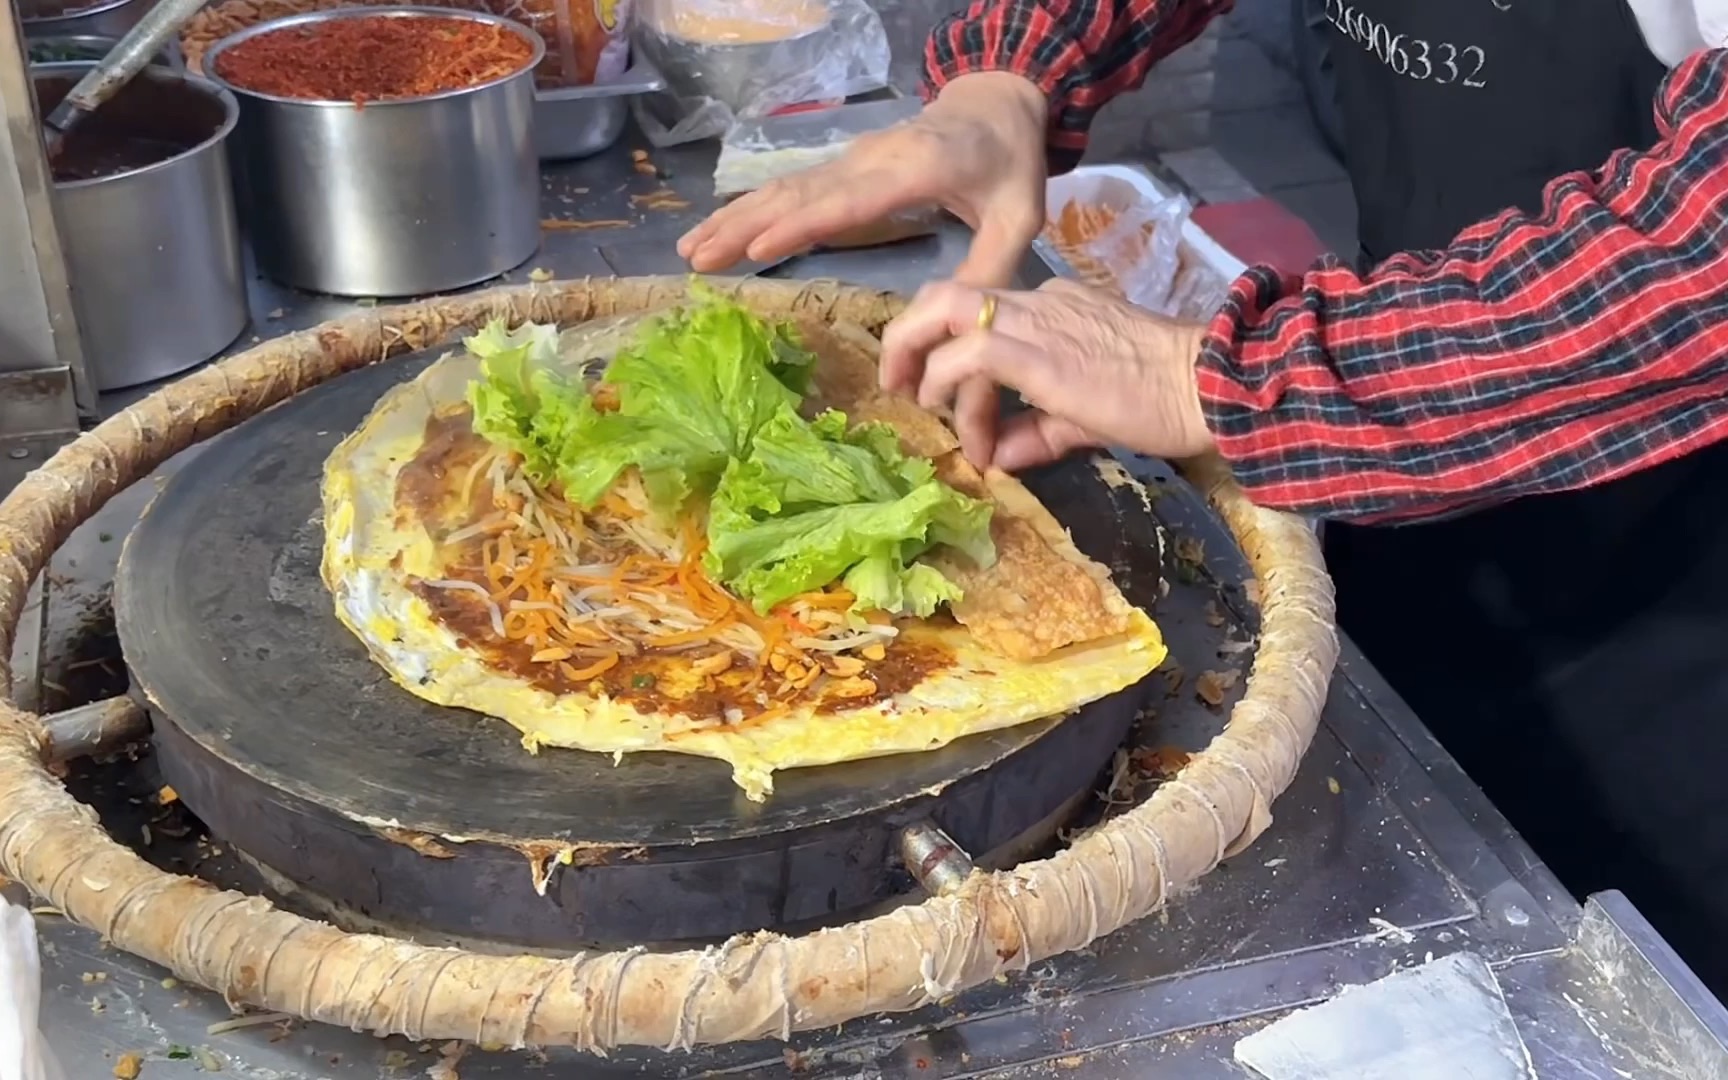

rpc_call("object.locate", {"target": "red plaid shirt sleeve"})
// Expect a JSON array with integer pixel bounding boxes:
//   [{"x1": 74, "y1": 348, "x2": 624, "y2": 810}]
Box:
[
  {"x1": 922, "y1": 1, "x2": 1233, "y2": 170},
  {"x1": 1199, "y1": 50, "x2": 1728, "y2": 523}
]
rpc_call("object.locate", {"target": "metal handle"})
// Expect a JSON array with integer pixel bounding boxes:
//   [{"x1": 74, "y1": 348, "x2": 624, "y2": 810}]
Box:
[
  {"x1": 39, "y1": 695, "x2": 150, "y2": 763},
  {"x1": 42, "y1": 0, "x2": 212, "y2": 149},
  {"x1": 898, "y1": 820, "x2": 975, "y2": 897}
]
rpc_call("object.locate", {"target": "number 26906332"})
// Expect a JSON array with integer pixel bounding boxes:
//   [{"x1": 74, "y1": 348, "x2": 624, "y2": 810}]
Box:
[{"x1": 1323, "y1": 0, "x2": 1488, "y2": 88}]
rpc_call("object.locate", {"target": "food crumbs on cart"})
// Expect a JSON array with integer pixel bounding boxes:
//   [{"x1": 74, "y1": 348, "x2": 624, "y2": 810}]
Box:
[
  {"x1": 112, "y1": 1052, "x2": 143, "y2": 1080},
  {"x1": 528, "y1": 267, "x2": 553, "y2": 283},
  {"x1": 157, "y1": 785, "x2": 177, "y2": 804},
  {"x1": 427, "y1": 1040, "x2": 469, "y2": 1079},
  {"x1": 541, "y1": 217, "x2": 632, "y2": 231},
  {"x1": 1328, "y1": 776, "x2": 1342, "y2": 794},
  {"x1": 631, "y1": 187, "x2": 691, "y2": 211},
  {"x1": 1194, "y1": 668, "x2": 1239, "y2": 708}
]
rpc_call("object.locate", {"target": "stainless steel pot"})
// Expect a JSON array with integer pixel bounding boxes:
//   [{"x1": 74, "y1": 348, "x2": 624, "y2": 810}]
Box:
[
  {"x1": 34, "y1": 62, "x2": 248, "y2": 391},
  {"x1": 204, "y1": 7, "x2": 544, "y2": 298},
  {"x1": 21, "y1": 0, "x2": 149, "y2": 40},
  {"x1": 633, "y1": 22, "x2": 828, "y2": 115},
  {"x1": 535, "y1": 57, "x2": 664, "y2": 161}
]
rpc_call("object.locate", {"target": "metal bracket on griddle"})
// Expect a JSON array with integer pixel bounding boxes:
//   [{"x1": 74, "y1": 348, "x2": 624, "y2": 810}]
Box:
[
  {"x1": 38, "y1": 695, "x2": 149, "y2": 763},
  {"x1": 900, "y1": 820, "x2": 976, "y2": 897}
]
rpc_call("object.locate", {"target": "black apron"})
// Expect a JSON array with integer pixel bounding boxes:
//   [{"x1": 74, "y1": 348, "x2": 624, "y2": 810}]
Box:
[{"x1": 1321, "y1": 0, "x2": 1728, "y2": 990}]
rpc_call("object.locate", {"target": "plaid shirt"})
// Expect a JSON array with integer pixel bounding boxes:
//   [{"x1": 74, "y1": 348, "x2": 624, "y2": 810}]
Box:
[{"x1": 925, "y1": 5, "x2": 1728, "y2": 523}]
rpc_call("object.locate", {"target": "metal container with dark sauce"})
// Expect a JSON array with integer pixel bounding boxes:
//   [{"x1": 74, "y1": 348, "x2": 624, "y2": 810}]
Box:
[{"x1": 34, "y1": 63, "x2": 248, "y2": 390}]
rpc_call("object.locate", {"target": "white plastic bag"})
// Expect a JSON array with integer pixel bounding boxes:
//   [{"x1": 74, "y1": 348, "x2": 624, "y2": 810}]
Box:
[
  {"x1": 712, "y1": 96, "x2": 919, "y2": 197},
  {"x1": 1041, "y1": 172, "x2": 1232, "y2": 320},
  {"x1": 631, "y1": 0, "x2": 891, "y2": 146},
  {"x1": 0, "y1": 898, "x2": 65, "y2": 1080}
]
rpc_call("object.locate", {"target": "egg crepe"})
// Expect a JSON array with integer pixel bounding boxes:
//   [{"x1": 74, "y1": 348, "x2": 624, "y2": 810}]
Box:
[{"x1": 322, "y1": 300, "x2": 1166, "y2": 800}]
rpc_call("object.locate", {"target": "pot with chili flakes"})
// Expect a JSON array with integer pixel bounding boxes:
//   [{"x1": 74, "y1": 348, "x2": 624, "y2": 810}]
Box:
[{"x1": 204, "y1": 7, "x2": 545, "y2": 297}]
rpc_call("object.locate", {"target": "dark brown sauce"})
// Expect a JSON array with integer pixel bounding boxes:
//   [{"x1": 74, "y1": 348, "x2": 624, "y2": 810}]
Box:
[
  {"x1": 411, "y1": 577, "x2": 951, "y2": 725},
  {"x1": 52, "y1": 134, "x2": 188, "y2": 181},
  {"x1": 34, "y1": 72, "x2": 225, "y2": 183},
  {"x1": 394, "y1": 406, "x2": 494, "y2": 533}
]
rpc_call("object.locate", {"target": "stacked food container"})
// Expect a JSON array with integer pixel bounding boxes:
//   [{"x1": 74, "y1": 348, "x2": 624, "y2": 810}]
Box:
[{"x1": 26, "y1": 0, "x2": 894, "y2": 377}]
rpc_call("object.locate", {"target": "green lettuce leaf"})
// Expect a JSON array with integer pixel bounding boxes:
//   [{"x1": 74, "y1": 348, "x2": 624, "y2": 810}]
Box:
[
  {"x1": 464, "y1": 320, "x2": 695, "y2": 507},
  {"x1": 464, "y1": 292, "x2": 811, "y2": 513},
  {"x1": 843, "y1": 555, "x2": 963, "y2": 619},
  {"x1": 463, "y1": 288, "x2": 996, "y2": 618},
  {"x1": 705, "y1": 451, "x2": 995, "y2": 615}
]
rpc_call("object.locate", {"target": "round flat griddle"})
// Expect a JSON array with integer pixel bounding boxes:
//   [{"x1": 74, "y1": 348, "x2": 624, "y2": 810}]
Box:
[{"x1": 116, "y1": 345, "x2": 1166, "y2": 948}]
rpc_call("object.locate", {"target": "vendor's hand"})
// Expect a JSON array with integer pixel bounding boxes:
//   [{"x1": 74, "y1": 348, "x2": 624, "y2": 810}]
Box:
[
  {"x1": 677, "y1": 72, "x2": 1048, "y2": 287},
  {"x1": 881, "y1": 278, "x2": 1214, "y2": 470}
]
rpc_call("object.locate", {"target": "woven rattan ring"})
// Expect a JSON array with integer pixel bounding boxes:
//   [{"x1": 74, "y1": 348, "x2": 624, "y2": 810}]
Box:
[{"x1": 0, "y1": 276, "x2": 1337, "y2": 1049}]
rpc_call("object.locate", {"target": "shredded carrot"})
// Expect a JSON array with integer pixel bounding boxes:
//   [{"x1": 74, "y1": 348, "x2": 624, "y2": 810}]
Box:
[
  {"x1": 738, "y1": 703, "x2": 792, "y2": 729},
  {"x1": 444, "y1": 461, "x2": 885, "y2": 708},
  {"x1": 794, "y1": 588, "x2": 856, "y2": 610}
]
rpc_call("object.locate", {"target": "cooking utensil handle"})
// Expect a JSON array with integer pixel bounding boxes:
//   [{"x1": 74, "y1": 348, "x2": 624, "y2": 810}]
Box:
[
  {"x1": 43, "y1": 0, "x2": 212, "y2": 135},
  {"x1": 37, "y1": 695, "x2": 150, "y2": 763}
]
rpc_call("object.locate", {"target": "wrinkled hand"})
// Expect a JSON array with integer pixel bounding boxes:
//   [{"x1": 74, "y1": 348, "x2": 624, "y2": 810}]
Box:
[
  {"x1": 677, "y1": 72, "x2": 1048, "y2": 287},
  {"x1": 880, "y1": 278, "x2": 1214, "y2": 470}
]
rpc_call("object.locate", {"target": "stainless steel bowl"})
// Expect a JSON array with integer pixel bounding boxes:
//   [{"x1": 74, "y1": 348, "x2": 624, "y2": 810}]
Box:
[
  {"x1": 28, "y1": 32, "x2": 181, "y2": 69},
  {"x1": 535, "y1": 56, "x2": 664, "y2": 161},
  {"x1": 34, "y1": 62, "x2": 248, "y2": 391},
  {"x1": 633, "y1": 22, "x2": 828, "y2": 115},
  {"x1": 21, "y1": 0, "x2": 148, "y2": 39},
  {"x1": 204, "y1": 6, "x2": 545, "y2": 298}
]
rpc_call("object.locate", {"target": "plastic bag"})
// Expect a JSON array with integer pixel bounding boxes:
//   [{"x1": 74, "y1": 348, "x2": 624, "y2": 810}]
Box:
[
  {"x1": 484, "y1": 0, "x2": 634, "y2": 88},
  {"x1": 1043, "y1": 189, "x2": 1230, "y2": 319},
  {"x1": 631, "y1": 0, "x2": 890, "y2": 147},
  {"x1": 0, "y1": 898, "x2": 65, "y2": 1080},
  {"x1": 712, "y1": 96, "x2": 918, "y2": 195},
  {"x1": 1167, "y1": 254, "x2": 1231, "y2": 322}
]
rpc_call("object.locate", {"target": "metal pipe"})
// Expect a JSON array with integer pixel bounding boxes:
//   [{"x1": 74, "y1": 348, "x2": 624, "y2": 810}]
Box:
[
  {"x1": 39, "y1": 695, "x2": 150, "y2": 763},
  {"x1": 41, "y1": 0, "x2": 211, "y2": 153},
  {"x1": 898, "y1": 820, "x2": 975, "y2": 897}
]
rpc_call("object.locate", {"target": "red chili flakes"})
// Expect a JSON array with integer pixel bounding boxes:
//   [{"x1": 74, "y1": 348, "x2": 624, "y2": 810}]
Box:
[{"x1": 216, "y1": 15, "x2": 534, "y2": 105}]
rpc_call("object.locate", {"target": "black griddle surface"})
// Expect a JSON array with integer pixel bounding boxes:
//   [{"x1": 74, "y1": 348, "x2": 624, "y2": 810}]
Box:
[{"x1": 117, "y1": 348, "x2": 1164, "y2": 851}]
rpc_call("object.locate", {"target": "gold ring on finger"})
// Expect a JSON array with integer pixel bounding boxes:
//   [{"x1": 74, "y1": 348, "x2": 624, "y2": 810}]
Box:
[{"x1": 976, "y1": 293, "x2": 998, "y2": 333}]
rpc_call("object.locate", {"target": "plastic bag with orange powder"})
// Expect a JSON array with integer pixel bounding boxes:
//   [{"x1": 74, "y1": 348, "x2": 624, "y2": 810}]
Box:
[{"x1": 1043, "y1": 193, "x2": 1229, "y2": 321}]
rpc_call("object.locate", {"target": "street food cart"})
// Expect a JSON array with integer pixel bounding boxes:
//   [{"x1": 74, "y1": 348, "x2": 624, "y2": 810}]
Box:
[{"x1": 2, "y1": 2, "x2": 1726, "y2": 1077}]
